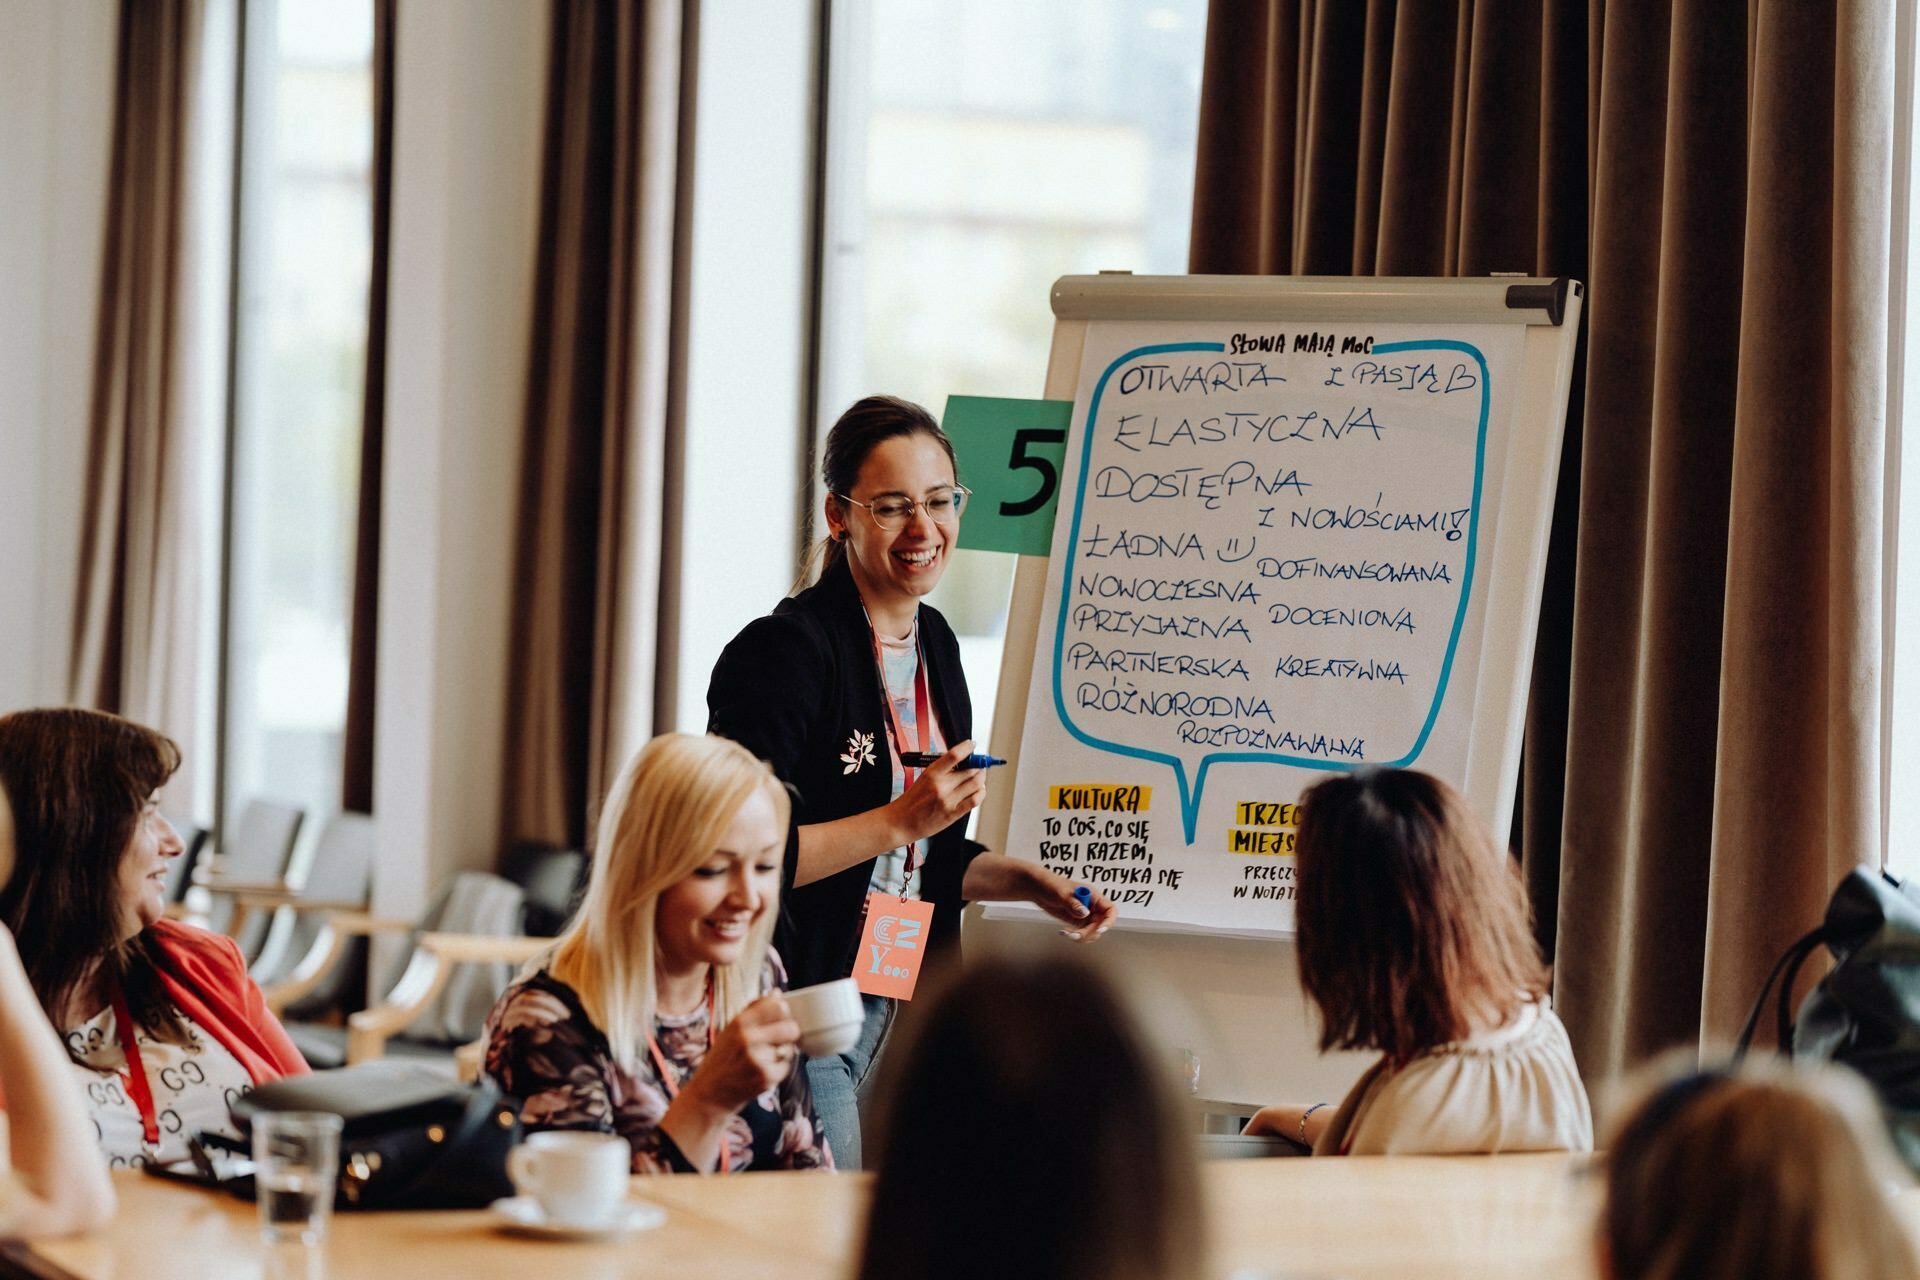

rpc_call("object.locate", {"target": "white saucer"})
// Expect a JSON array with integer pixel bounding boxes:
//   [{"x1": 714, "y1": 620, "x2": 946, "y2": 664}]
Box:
[{"x1": 489, "y1": 1195, "x2": 666, "y2": 1241}]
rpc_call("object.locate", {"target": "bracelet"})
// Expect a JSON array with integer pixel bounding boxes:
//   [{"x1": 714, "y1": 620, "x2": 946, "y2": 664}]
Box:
[{"x1": 1298, "y1": 1102, "x2": 1330, "y2": 1144}]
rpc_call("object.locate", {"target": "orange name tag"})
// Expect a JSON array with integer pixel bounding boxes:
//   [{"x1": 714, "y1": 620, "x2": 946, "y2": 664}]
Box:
[{"x1": 852, "y1": 894, "x2": 936, "y2": 1001}]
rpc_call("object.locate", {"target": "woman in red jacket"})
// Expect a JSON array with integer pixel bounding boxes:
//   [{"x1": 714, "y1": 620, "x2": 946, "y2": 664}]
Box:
[{"x1": 0, "y1": 708, "x2": 307, "y2": 1169}]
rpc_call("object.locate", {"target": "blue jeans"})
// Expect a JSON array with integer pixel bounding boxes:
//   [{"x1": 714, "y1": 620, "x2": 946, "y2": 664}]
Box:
[{"x1": 803, "y1": 994, "x2": 893, "y2": 1171}]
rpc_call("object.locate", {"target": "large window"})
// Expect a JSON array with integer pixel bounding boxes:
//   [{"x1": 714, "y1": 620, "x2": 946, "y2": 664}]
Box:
[
  {"x1": 818, "y1": 0, "x2": 1209, "y2": 742},
  {"x1": 220, "y1": 0, "x2": 374, "y2": 833}
]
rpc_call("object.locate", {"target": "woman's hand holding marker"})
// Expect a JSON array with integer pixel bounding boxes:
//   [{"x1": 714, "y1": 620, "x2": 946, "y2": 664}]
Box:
[
  {"x1": 899, "y1": 751, "x2": 1005, "y2": 770},
  {"x1": 888, "y1": 739, "x2": 988, "y2": 845}
]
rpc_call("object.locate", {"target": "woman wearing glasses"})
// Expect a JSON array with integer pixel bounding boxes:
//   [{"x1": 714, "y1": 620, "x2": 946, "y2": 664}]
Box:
[{"x1": 708, "y1": 395, "x2": 1117, "y2": 1168}]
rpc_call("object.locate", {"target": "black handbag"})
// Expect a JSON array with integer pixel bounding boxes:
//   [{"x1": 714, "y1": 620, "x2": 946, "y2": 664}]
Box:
[
  {"x1": 1735, "y1": 866, "x2": 1920, "y2": 1173},
  {"x1": 219, "y1": 1061, "x2": 522, "y2": 1209}
]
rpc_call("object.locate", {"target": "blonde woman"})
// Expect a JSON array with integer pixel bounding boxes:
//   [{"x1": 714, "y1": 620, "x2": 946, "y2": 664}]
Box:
[
  {"x1": 483, "y1": 734, "x2": 829, "y2": 1173},
  {"x1": 1601, "y1": 1060, "x2": 1916, "y2": 1280}
]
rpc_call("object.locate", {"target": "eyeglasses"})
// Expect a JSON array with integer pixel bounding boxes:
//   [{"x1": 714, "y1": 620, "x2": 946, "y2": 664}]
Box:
[{"x1": 835, "y1": 484, "x2": 971, "y2": 532}]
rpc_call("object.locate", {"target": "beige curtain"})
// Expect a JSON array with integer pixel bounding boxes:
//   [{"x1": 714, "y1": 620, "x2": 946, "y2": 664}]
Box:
[
  {"x1": 70, "y1": 0, "x2": 203, "y2": 753},
  {"x1": 1191, "y1": 0, "x2": 1891, "y2": 1086},
  {"x1": 501, "y1": 0, "x2": 693, "y2": 850}
]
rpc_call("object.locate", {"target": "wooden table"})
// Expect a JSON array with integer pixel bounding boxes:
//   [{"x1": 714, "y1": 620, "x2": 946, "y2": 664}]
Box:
[{"x1": 15, "y1": 1157, "x2": 1920, "y2": 1280}]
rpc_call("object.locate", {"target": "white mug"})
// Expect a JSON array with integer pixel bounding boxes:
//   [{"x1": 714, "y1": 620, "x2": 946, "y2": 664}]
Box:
[
  {"x1": 784, "y1": 978, "x2": 863, "y2": 1058},
  {"x1": 507, "y1": 1131, "x2": 629, "y2": 1226}
]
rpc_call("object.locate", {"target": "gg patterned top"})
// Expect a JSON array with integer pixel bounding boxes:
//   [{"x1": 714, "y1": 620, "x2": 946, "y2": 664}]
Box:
[
  {"x1": 483, "y1": 955, "x2": 832, "y2": 1175},
  {"x1": 67, "y1": 1003, "x2": 254, "y2": 1168}
]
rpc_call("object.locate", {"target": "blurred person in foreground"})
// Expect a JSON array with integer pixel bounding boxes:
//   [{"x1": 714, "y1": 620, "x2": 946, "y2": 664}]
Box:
[
  {"x1": 0, "y1": 777, "x2": 115, "y2": 1235},
  {"x1": 855, "y1": 953, "x2": 1204, "y2": 1280},
  {"x1": 1600, "y1": 1058, "x2": 1917, "y2": 1280}
]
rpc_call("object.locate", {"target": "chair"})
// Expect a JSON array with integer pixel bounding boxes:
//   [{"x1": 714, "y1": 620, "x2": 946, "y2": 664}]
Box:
[
  {"x1": 237, "y1": 812, "x2": 377, "y2": 1008},
  {"x1": 201, "y1": 799, "x2": 304, "y2": 959},
  {"x1": 269, "y1": 870, "x2": 552, "y2": 1076},
  {"x1": 497, "y1": 842, "x2": 587, "y2": 937}
]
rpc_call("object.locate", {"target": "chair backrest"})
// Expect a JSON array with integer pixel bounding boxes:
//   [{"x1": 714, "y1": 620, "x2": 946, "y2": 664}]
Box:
[
  {"x1": 397, "y1": 871, "x2": 528, "y2": 1048},
  {"x1": 499, "y1": 843, "x2": 587, "y2": 937},
  {"x1": 257, "y1": 813, "x2": 377, "y2": 1010},
  {"x1": 209, "y1": 799, "x2": 304, "y2": 953},
  {"x1": 163, "y1": 817, "x2": 209, "y2": 904},
  {"x1": 220, "y1": 799, "x2": 305, "y2": 880},
  {"x1": 300, "y1": 812, "x2": 377, "y2": 903}
]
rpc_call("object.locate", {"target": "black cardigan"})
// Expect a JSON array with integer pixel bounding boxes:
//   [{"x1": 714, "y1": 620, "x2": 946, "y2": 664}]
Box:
[{"x1": 706, "y1": 557, "x2": 986, "y2": 990}]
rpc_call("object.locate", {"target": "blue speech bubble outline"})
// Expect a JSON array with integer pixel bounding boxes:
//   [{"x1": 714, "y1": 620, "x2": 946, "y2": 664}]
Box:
[{"x1": 1048, "y1": 338, "x2": 1494, "y2": 842}]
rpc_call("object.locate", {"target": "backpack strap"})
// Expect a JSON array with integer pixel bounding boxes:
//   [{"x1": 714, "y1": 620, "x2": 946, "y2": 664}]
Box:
[{"x1": 1734, "y1": 926, "x2": 1827, "y2": 1058}]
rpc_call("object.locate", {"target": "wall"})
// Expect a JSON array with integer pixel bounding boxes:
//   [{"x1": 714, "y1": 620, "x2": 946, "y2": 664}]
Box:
[
  {"x1": 373, "y1": 0, "x2": 547, "y2": 926},
  {"x1": 670, "y1": 0, "x2": 818, "y2": 731},
  {"x1": 0, "y1": 1, "x2": 116, "y2": 714}
]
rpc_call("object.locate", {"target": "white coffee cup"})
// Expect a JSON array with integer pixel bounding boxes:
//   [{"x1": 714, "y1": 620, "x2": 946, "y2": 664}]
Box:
[
  {"x1": 784, "y1": 978, "x2": 863, "y2": 1058},
  {"x1": 507, "y1": 1131, "x2": 629, "y2": 1227}
]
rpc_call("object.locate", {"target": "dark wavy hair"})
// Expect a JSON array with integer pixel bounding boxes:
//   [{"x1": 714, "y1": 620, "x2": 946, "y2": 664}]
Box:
[
  {"x1": 0, "y1": 708, "x2": 189, "y2": 1048},
  {"x1": 856, "y1": 953, "x2": 1205, "y2": 1280},
  {"x1": 812, "y1": 395, "x2": 958, "y2": 582},
  {"x1": 1294, "y1": 767, "x2": 1547, "y2": 1063}
]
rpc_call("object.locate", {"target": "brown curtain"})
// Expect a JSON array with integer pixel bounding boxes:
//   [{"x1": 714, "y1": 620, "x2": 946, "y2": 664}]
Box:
[
  {"x1": 1191, "y1": 0, "x2": 1891, "y2": 1087},
  {"x1": 341, "y1": 0, "x2": 397, "y2": 816},
  {"x1": 70, "y1": 0, "x2": 203, "y2": 746},
  {"x1": 501, "y1": 0, "x2": 693, "y2": 850}
]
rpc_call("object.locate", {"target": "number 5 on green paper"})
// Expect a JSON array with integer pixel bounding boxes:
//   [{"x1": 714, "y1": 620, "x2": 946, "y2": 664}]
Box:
[{"x1": 942, "y1": 394, "x2": 1073, "y2": 557}]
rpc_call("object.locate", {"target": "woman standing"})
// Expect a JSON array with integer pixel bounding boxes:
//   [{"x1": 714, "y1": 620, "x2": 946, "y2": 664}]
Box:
[
  {"x1": 708, "y1": 395, "x2": 1116, "y2": 1167},
  {"x1": 0, "y1": 709, "x2": 307, "y2": 1170},
  {"x1": 484, "y1": 733, "x2": 830, "y2": 1174}
]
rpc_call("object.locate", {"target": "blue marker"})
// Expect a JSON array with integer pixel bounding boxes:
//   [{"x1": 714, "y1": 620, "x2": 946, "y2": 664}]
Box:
[
  {"x1": 900, "y1": 751, "x2": 1006, "y2": 770},
  {"x1": 1073, "y1": 885, "x2": 1094, "y2": 915}
]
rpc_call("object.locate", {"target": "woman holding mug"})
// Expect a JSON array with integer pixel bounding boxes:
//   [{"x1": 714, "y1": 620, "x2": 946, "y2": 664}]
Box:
[
  {"x1": 484, "y1": 733, "x2": 831, "y2": 1174},
  {"x1": 707, "y1": 395, "x2": 1117, "y2": 1167}
]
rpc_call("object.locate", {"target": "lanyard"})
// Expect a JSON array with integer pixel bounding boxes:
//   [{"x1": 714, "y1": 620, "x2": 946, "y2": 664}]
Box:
[
  {"x1": 646, "y1": 983, "x2": 731, "y2": 1174},
  {"x1": 108, "y1": 989, "x2": 160, "y2": 1147},
  {"x1": 864, "y1": 613, "x2": 932, "y2": 897}
]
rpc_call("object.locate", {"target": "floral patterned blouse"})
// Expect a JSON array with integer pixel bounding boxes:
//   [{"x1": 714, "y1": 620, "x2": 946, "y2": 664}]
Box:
[{"x1": 482, "y1": 956, "x2": 832, "y2": 1174}]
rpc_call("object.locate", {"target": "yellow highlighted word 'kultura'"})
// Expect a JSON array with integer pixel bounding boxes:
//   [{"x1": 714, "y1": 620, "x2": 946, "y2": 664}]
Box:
[{"x1": 1047, "y1": 785, "x2": 1151, "y2": 813}]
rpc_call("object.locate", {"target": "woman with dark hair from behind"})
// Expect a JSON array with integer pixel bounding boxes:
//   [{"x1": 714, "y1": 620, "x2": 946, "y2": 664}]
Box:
[
  {"x1": 1601, "y1": 1060, "x2": 1916, "y2": 1280},
  {"x1": 1245, "y1": 767, "x2": 1592, "y2": 1154},
  {"x1": 0, "y1": 709, "x2": 306, "y2": 1171},
  {"x1": 0, "y1": 781, "x2": 115, "y2": 1235},
  {"x1": 855, "y1": 954, "x2": 1204, "y2": 1280}
]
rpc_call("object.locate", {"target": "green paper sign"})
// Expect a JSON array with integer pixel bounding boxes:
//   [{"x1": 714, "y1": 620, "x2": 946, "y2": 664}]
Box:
[{"x1": 943, "y1": 395, "x2": 1073, "y2": 557}]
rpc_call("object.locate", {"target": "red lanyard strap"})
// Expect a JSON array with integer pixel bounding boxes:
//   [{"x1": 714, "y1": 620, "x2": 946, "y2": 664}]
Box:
[
  {"x1": 647, "y1": 985, "x2": 731, "y2": 1174},
  {"x1": 109, "y1": 989, "x2": 160, "y2": 1147},
  {"x1": 865, "y1": 615, "x2": 933, "y2": 889}
]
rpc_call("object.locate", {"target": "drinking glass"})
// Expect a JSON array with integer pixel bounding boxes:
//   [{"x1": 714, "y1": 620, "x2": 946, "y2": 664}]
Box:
[{"x1": 252, "y1": 1111, "x2": 342, "y2": 1246}]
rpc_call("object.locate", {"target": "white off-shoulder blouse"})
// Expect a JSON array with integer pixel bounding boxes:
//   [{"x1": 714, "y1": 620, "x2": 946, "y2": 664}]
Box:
[{"x1": 1314, "y1": 996, "x2": 1594, "y2": 1156}]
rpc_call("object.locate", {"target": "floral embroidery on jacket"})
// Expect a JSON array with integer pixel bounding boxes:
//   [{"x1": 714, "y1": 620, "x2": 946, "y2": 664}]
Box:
[
  {"x1": 482, "y1": 954, "x2": 831, "y2": 1175},
  {"x1": 839, "y1": 730, "x2": 877, "y2": 775}
]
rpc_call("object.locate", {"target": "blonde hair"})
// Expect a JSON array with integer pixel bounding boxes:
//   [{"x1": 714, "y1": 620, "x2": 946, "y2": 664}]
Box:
[
  {"x1": 1602, "y1": 1058, "x2": 1917, "y2": 1280},
  {"x1": 547, "y1": 734, "x2": 790, "y2": 1072}
]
